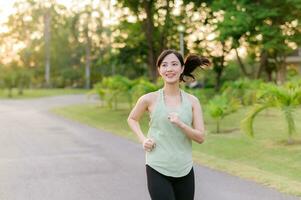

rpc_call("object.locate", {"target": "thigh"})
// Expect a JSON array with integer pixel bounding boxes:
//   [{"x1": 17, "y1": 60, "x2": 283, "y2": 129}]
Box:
[
  {"x1": 146, "y1": 165, "x2": 175, "y2": 200},
  {"x1": 173, "y1": 168, "x2": 195, "y2": 200}
]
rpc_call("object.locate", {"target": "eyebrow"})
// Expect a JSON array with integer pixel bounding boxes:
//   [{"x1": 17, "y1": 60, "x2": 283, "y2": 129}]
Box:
[{"x1": 162, "y1": 61, "x2": 179, "y2": 64}]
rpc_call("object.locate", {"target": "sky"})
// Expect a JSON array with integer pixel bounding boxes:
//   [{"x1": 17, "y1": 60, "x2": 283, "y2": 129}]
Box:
[
  {"x1": 0, "y1": 0, "x2": 73, "y2": 24},
  {"x1": 0, "y1": 1, "x2": 17, "y2": 24},
  {"x1": 0, "y1": 0, "x2": 118, "y2": 34}
]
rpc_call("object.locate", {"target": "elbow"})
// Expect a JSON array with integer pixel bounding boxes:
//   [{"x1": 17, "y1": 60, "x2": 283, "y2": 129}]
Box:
[
  {"x1": 127, "y1": 117, "x2": 136, "y2": 125},
  {"x1": 127, "y1": 117, "x2": 132, "y2": 125}
]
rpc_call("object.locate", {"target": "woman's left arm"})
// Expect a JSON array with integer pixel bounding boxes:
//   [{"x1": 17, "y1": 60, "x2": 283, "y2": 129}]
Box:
[{"x1": 168, "y1": 96, "x2": 205, "y2": 143}]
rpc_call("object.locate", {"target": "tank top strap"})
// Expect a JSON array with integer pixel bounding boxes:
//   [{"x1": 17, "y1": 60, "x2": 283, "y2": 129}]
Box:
[
  {"x1": 180, "y1": 89, "x2": 192, "y2": 108},
  {"x1": 158, "y1": 88, "x2": 163, "y2": 100},
  {"x1": 158, "y1": 88, "x2": 190, "y2": 109},
  {"x1": 149, "y1": 89, "x2": 164, "y2": 119},
  {"x1": 156, "y1": 88, "x2": 164, "y2": 108}
]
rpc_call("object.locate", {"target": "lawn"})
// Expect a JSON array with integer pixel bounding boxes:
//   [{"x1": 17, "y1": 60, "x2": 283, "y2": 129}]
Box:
[
  {"x1": 52, "y1": 103, "x2": 301, "y2": 196},
  {"x1": 0, "y1": 88, "x2": 88, "y2": 99}
]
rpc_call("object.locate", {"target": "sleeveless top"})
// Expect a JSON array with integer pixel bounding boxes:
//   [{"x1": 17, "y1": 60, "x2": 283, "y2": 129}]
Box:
[{"x1": 146, "y1": 88, "x2": 193, "y2": 177}]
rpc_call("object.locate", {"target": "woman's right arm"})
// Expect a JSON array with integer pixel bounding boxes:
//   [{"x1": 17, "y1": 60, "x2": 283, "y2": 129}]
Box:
[{"x1": 127, "y1": 95, "x2": 155, "y2": 151}]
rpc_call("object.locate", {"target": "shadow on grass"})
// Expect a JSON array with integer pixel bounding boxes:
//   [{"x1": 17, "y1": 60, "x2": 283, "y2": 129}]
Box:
[
  {"x1": 278, "y1": 139, "x2": 301, "y2": 146},
  {"x1": 209, "y1": 127, "x2": 240, "y2": 134}
]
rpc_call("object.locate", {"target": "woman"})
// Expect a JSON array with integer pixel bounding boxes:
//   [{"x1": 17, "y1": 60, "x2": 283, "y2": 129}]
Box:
[{"x1": 127, "y1": 49, "x2": 210, "y2": 200}]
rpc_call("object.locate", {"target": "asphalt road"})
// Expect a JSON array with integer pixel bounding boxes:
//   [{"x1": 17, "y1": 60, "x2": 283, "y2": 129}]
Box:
[{"x1": 0, "y1": 94, "x2": 299, "y2": 200}]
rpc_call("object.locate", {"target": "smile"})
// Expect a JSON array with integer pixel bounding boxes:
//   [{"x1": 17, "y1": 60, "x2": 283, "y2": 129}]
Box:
[{"x1": 166, "y1": 74, "x2": 176, "y2": 78}]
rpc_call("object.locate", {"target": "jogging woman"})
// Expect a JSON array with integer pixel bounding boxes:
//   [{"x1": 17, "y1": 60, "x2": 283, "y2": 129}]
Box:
[{"x1": 127, "y1": 49, "x2": 210, "y2": 200}]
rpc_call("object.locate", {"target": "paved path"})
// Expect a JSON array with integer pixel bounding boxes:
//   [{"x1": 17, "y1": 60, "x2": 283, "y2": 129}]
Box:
[{"x1": 0, "y1": 95, "x2": 299, "y2": 200}]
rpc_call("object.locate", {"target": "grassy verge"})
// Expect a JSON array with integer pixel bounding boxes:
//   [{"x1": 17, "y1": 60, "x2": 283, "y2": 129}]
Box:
[
  {"x1": 52, "y1": 103, "x2": 301, "y2": 196},
  {"x1": 0, "y1": 88, "x2": 88, "y2": 99}
]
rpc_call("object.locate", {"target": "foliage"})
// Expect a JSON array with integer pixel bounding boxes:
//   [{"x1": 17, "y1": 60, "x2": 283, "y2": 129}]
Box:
[
  {"x1": 92, "y1": 75, "x2": 162, "y2": 110},
  {"x1": 184, "y1": 87, "x2": 208, "y2": 104},
  {"x1": 92, "y1": 75, "x2": 133, "y2": 110},
  {"x1": 207, "y1": 94, "x2": 241, "y2": 133},
  {"x1": 0, "y1": 0, "x2": 301, "y2": 90},
  {"x1": 0, "y1": 66, "x2": 32, "y2": 97},
  {"x1": 130, "y1": 77, "x2": 160, "y2": 104},
  {"x1": 211, "y1": 0, "x2": 301, "y2": 82},
  {"x1": 241, "y1": 82, "x2": 301, "y2": 143},
  {"x1": 221, "y1": 78, "x2": 264, "y2": 106}
]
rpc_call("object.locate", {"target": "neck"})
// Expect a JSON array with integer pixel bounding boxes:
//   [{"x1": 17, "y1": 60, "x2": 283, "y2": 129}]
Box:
[{"x1": 162, "y1": 83, "x2": 181, "y2": 96}]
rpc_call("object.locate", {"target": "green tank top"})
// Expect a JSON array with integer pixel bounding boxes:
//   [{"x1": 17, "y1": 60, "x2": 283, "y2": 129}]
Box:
[{"x1": 146, "y1": 88, "x2": 193, "y2": 177}]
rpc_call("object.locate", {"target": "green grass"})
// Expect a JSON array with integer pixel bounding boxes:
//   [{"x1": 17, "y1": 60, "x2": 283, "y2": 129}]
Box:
[
  {"x1": 52, "y1": 103, "x2": 301, "y2": 196},
  {"x1": 0, "y1": 88, "x2": 88, "y2": 99}
]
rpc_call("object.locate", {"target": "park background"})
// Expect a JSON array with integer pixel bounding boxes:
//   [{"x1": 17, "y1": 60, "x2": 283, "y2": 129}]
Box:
[{"x1": 0, "y1": 0, "x2": 301, "y2": 197}]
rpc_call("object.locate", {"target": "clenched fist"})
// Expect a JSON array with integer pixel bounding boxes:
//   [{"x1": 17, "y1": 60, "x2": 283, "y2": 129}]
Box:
[
  {"x1": 167, "y1": 112, "x2": 182, "y2": 127},
  {"x1": 142, "y1": 138, "x2": 156, "y2": 152}
]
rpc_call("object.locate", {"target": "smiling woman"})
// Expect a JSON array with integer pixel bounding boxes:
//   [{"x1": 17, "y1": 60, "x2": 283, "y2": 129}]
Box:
[{"x1": 127, "y1": 49, "x2": 210, "y2": 200}]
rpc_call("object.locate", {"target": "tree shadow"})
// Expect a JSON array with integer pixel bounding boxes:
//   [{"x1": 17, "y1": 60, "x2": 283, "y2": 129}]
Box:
[{"x1": 210, "y1": 127, "x2": 240, "y2": 134}]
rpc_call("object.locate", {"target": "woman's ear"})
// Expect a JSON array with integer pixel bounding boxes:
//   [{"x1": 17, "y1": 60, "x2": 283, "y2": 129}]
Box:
[
  {"x1": 157, "y1": 67, "x2": 162, "y2": 76},
  {"x1": 181, "y1": 66, "x2": 185, "y2": 74}
]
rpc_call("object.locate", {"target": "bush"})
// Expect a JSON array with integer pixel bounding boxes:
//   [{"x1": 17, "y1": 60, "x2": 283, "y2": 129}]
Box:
[
  {"x1": 92, "y1": 75, "x2": 133, "y2": 109},
  {"x1": 221, "y1": 78, "x2": 264, "y2": 106},
  {"x1": 207, "y1": 94, "x2": 241, "y2": 133}
]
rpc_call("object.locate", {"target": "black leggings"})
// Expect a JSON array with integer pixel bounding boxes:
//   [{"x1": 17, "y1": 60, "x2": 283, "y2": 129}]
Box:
[{"x1": 146, "y1": 165, "x2": 195, "y2": 200}]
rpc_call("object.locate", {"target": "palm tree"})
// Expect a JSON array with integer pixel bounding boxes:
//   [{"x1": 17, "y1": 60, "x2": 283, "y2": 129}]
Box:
[
  {"x1": 222, "y1": 78, "x2": 264, "y2": 106},
  {"x1": 208, "y1": 94, "x2": 241, "y2": 133},
  {"x1": 241, "y1": 82, "x2": 301, "y2": 144}
]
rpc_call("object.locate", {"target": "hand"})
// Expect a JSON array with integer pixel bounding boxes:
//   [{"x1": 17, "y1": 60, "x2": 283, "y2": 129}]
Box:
[
  {"x1": 142, "y1": 138, "x2": 156, "y2": 152},
  {"x1": 167, "y1": 112, "x2": 183, "y2": 127}
]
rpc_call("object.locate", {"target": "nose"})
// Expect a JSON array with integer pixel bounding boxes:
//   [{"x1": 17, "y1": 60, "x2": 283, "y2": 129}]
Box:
[{"x1": 166, "y1": 65, "x2": 174, "y2": 71}]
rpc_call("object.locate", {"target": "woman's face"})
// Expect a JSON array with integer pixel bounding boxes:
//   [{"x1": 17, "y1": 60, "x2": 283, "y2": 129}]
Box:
[{"x1": 158, "y1": 53, "x2": 184, "y2": 84}]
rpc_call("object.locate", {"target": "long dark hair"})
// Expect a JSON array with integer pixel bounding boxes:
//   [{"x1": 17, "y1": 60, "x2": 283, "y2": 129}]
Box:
[{"x1": 156, "y1": 49, "x2": 210, "y2": 82}]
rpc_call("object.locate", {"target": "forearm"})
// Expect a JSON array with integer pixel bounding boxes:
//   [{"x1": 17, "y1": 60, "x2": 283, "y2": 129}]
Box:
[
  {"x1": 127, "y1": 118, "x2": 146, "y2": 143},
  {"x1": 178, "y1": 122, "x2": 205, "y2": 144}
]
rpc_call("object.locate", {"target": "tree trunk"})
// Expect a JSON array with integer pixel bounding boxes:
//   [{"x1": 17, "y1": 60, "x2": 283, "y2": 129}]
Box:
[
  {"x1": 267, "y1": 71, "x2": 273, "y2": 82},
  {"x1": 216, "y1": 119, "x2": 220, "y2": 133},
  {"x1": 85, "y1": 39, "x2": 91, "y2": 89},
  {"x1": 143, "y1": 0, "x2": 157, "y2": 82},
  {"x1": 214, "y1": 55, "x2": 224, "y2": 91},
  {"x1": 256, "y1": 50, "x2": 268, "y2": 79},
  {"x1": 8, "y1": 87, "x2": 13, "y2": 98},
  {"x1": 214, "y1": 42, "x2": 226, "y2": 91},
  {"x1": 235, "y1": 48, "x2": 249, "y2": 77},
  {"x1": 276, "y1": 61, "x2": 286, "y2": 85},
  {"x1": 44, "y1": 9, "x2": 51, "y2": 88},
  {"x1": 159, "y1": 0, "x2": 172, "y2": 53},
  {"x1": 215, "y1": 68, "x2": 223, "y2": 91},
  {"x1": 85, "y1": 9, "x2": 92, "y2": 89},
  {"x1": 18, "y1": 82, "x2": 23, "y2": 95}
]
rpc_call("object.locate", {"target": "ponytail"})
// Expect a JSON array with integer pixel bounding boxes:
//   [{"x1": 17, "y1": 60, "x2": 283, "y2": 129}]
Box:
[{"x1": 180, "y1": 54, "x2": 211, "y2": 82}]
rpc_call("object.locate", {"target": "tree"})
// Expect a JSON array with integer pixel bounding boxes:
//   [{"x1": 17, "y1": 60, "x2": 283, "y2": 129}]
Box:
[
  {"x1": 2, "y1": 0, "x2": 82, "y2": 88},
  {"x1": 211, "y1": 0, "x2": 301, "y2": 83},
  {"x1": 241, "y1": 82, "x2": 301, "y2": 144},
  {"x1": 117, "y1": 0, "x2": 157, "y2": 81},
  {"x1": 208, "y1": 94, "x2": 241, "y2": 133},
  {"x1": 116, "y1": 0, "x2": 183, "y2": 81},
  {"x1": 70, "y1": 1, "x2": 105, "y2": 89},
  {"x1": 44, "y1": 3, "x2": 51, "y2": 87}
]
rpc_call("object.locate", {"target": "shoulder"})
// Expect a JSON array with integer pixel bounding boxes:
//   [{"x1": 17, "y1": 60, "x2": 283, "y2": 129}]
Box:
[
  {"x1": 184, "y1": 92, "x2": 201, "y2": 107},
  {"x1": 138, "y1": 91, "x2": 160, "y2": 105}
]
